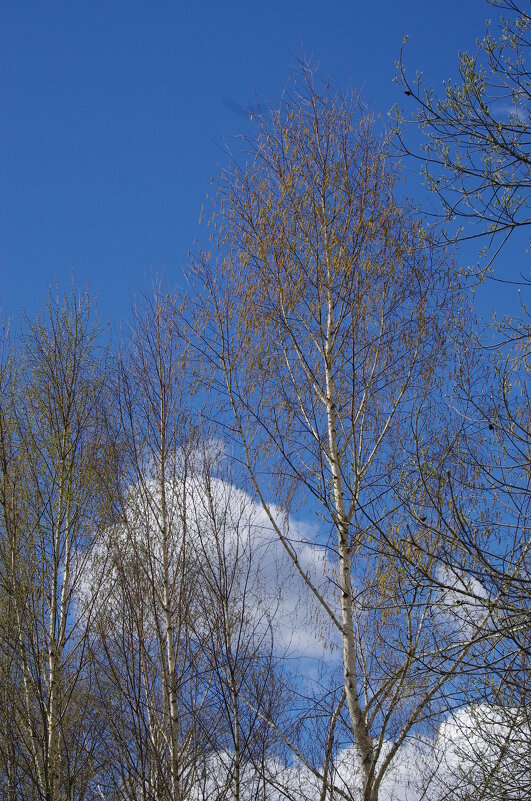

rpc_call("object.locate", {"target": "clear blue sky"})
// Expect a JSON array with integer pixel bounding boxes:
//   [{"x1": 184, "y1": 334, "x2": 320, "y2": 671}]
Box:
[{"x1": 0, "y1": 1, "x2": 498, "y2": 326}]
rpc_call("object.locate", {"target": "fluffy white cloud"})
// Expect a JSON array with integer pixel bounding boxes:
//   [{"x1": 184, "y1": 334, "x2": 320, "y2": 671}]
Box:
[
  {"x1": 80, "y1": 470, "x2": 337, "y2": 662},
  {"x1": 191, "y1": 704, "x2": 529, "y2": 801},
  {"x1": 80, "y1": 470, "x2": 528, "y2": 801}
]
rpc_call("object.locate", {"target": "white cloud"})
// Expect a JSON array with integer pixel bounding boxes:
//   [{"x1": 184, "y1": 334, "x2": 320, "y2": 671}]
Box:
[
  {"x1": 492, "y1": 102, "x2": 528, "y2": 125},
  {"x1": 79, "y1": 472, "x2": 529, "y2": 801},
  {"x1": 80, "y1": 471, "x2": 337, "y2": 662},
  {"x1": 433, "y1": 564, "x2": 493, "y2": 638},
  {"x1": 187, "y1": 704, "x2": 530, "y2": 801}
]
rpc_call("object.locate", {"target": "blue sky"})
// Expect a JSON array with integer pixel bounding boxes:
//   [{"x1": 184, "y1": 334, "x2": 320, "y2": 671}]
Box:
[{"x1": 0, "y1": 1, "x2": 503, "y2": 326}]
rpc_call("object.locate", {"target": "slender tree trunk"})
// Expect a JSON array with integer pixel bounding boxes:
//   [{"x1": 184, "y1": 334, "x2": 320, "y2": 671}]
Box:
[
  {"x1": 324, "y1": 291, "x2": 376, "y2": 801},
  {"x1": 161, "y1": 492, "x2": 181, "y2": 801},
  {"x1": 160, "y1": 379, "x2": 182, "y2": 801},
  {"x1": 47, "y1": 486, "x2": 63, "y2": 801}
]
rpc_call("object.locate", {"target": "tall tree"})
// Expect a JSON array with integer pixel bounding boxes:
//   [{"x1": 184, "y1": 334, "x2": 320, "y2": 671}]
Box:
[
  {"x1": 90, "y1": 286, "x2": 208, "y2": 801},
  {"x1": 394, "y1": 3, "x2": 530, "y2": 794},
  {"x1": 189, "y1": 452, "x2": 283, "y2": 801},
  {"x1": 398, "y1": 325, "x2": 530, "y2": 801},
  {"x1": 91, "y1": 285, "x2": 283, "y2": 801},
  {"x1": 0, "y1": 318, "x2": 36, "y2": 801},
  {"x1": 194, "y1": 67, "x2": 477, "y2": 801},
  {"x1": 0, "y1": 289, "x2": 112, "y2": 801}
]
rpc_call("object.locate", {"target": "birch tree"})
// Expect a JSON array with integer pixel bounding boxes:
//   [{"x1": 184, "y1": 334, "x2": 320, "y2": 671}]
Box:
[
  {"x1": 0, "y1": 290, "x2": 111, "y2": 801},
  {"x1": 395, "y1": 0, "x2": 530, "y2": 265},
  {"x1": 194, "y1": 67, "x2": 477, "y2": 801},
  {"x1": 90, "y1": 285, "x2": 210, "y2": 801},
  {"x1": 95, "y1": 286, "x2": 285, "y2": 801},
  {"x1": 0, "y1": 319, "x2": 35, "y2": 801},
  {"x1": 394, "y1": 1, "x2": 530, "y2": 784},
  {"x1": 396, "y1": 327, "x2": 530, "y2": 801},
  {"x1": 189, "y1": 453, "x2": 284, "y2": 801}
]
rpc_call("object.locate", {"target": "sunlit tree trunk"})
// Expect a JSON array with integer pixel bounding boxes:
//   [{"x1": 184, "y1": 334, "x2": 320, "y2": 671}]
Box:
[{"x1": 195, "y1": 64, "x2": 478, "y2": 801}]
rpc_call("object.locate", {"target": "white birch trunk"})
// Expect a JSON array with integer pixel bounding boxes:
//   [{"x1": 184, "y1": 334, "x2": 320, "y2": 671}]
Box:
[{"x1": 324, "y1": 290, "x2": 376, "y2": 801}]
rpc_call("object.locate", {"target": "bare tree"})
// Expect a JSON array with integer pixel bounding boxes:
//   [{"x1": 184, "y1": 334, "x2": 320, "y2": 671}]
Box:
[
  {"x1": 0, "y1": 289, "x2": 112, "y2": 801},
  {"x1": 0, "y1": 318, "x2": 36, "y2": 801},
  {"x1": 193, "y1": 66, "x2": 480, "y2": 801},
  {"x1": 88, "y1": 285, "x2": 209, "y2": 801},
  {"x1": 189, "y1": 451, "x2": 284, "y2": 801},
  {"x1": 393, "y1": 325, "x2": 530, "y2": 801},
  {"x1": 393, "y1": 4, "x2": 530, "y2": 794},
  {"x1": 91, "y1": 285, "x2": 285, "y2": 801}
]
